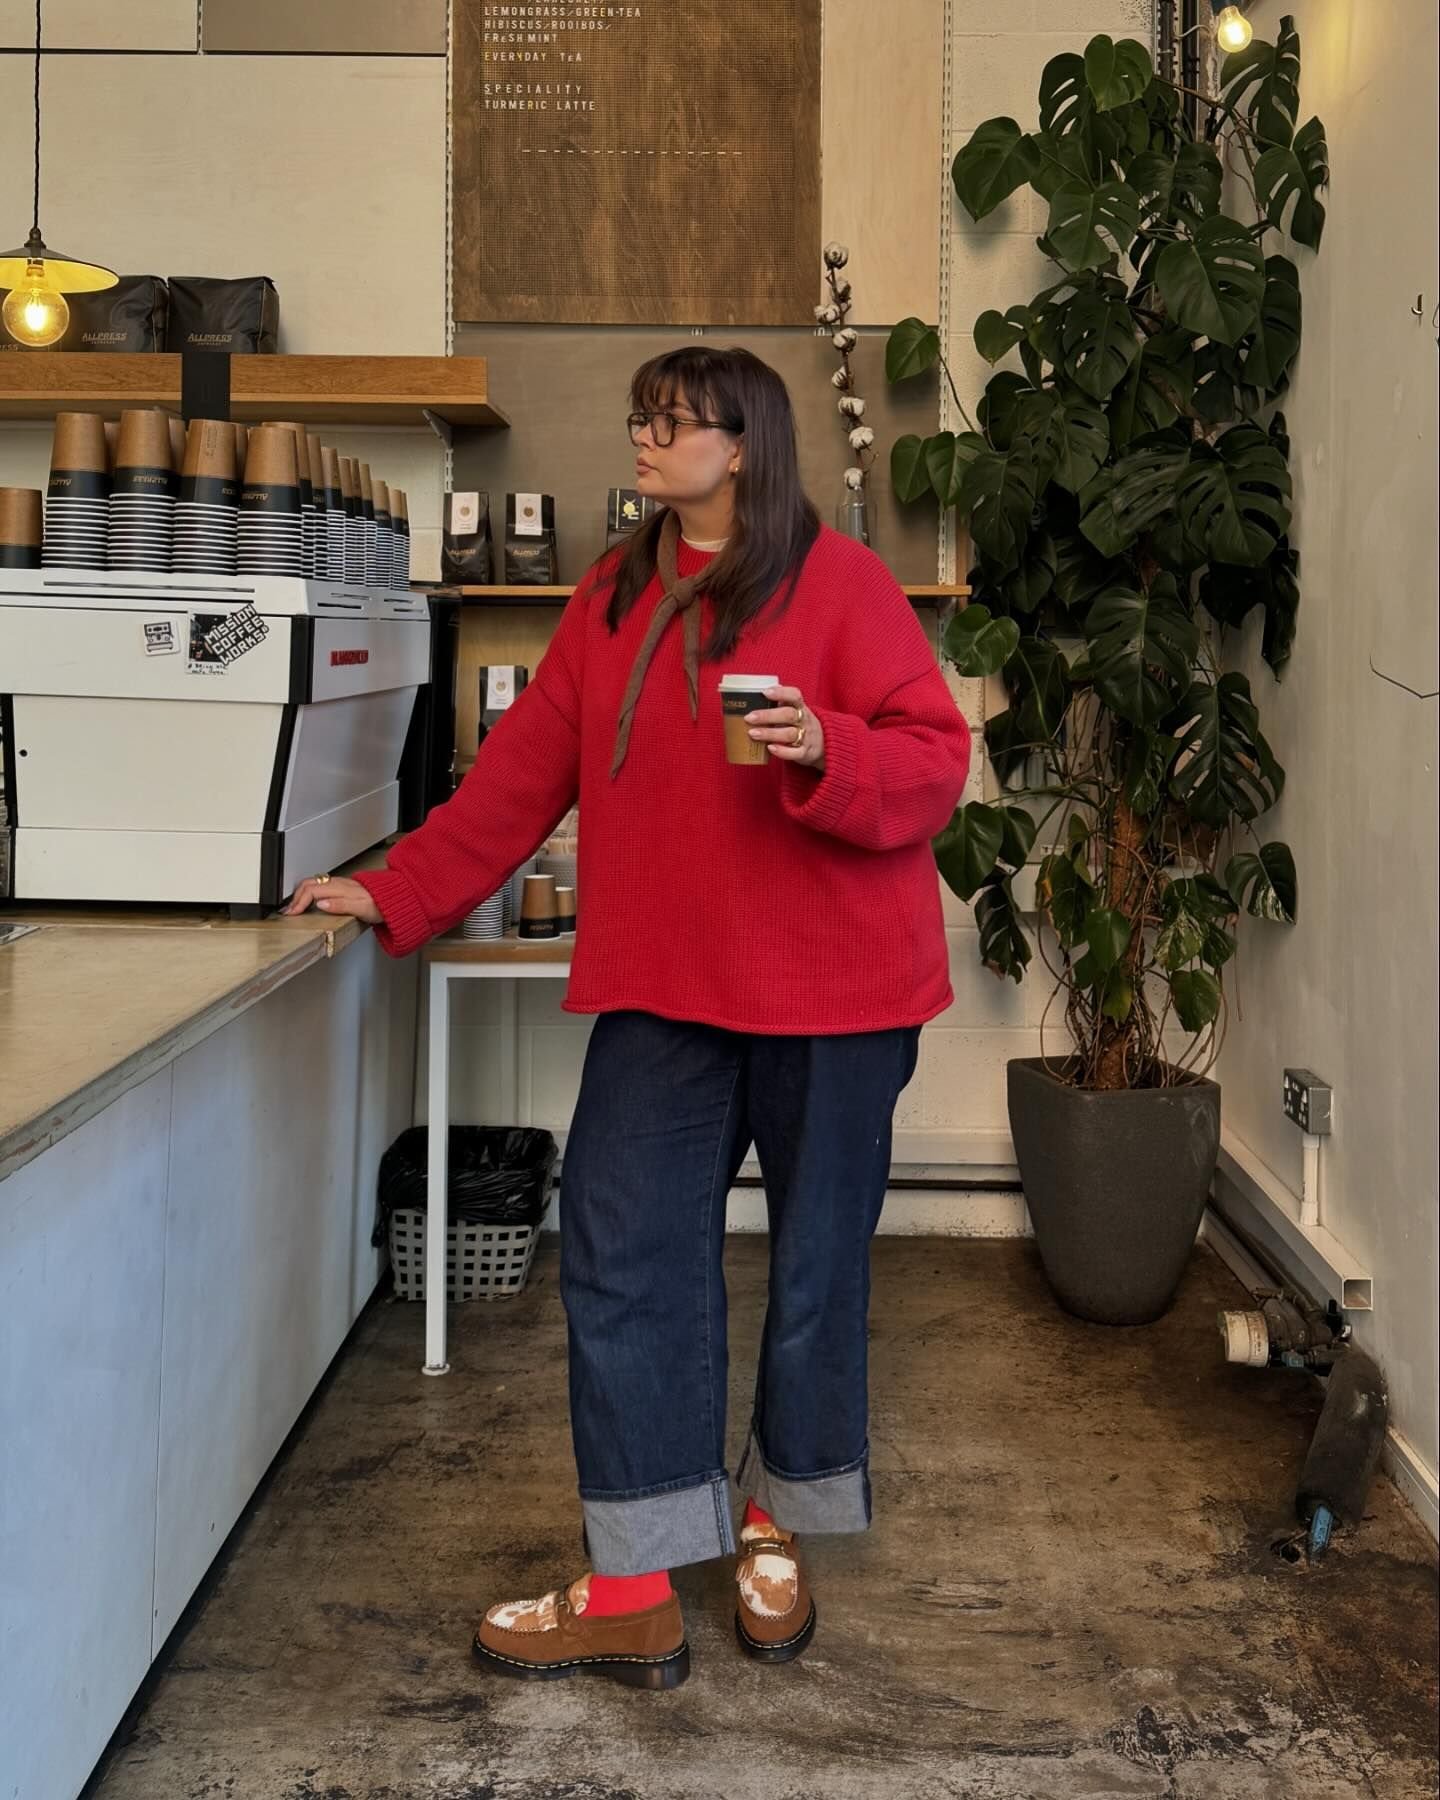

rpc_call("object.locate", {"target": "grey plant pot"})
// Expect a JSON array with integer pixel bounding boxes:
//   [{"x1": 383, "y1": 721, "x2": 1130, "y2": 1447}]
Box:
[{"x1": 1007, "y1": 1057, "x2": 1221, "y2": 1327}]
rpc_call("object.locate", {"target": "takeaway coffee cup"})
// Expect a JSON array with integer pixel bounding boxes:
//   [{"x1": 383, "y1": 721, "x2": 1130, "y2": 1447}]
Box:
[
  {"x1": 172, "y1": 419, "x2": 239, "y2": 575},
  {"x1": 519, "y1": 873, "x2": 559, "y2": 940},
  {"x1": 0, "y1": 487, "x2": 43, "y2": 568},
  {"x1": 263, "y1": 423, "x2": 315, "y2": 576},
  {"x1": 554, "y1": 886, "x2": 577, "y2": 937},
  {"x1": 44, "y1": 412, "x2": 109, "y2": 569},
  {"x1": 109, "y1": 409, "x2": 178, "y2": 570},
  {"x1": 339, "y1": 456, "x2": 365, "y2": 585},
  {"x1": 238, "y1": 425, "x2": 304, "y2": 576},
  {"x1": 391, "y1": 488, "x2": 410, "y2": 588},
  {"x1": 719, "y1": 674, "x2": 780, "y2": 765},
  {"x1": 321, "y1": 446, "x2": 346, "y2": 581}
]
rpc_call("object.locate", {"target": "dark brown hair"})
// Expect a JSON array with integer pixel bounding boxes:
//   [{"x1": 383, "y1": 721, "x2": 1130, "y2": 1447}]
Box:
[{"x1": 597, "y1": 346, "x2": 820, "y2": 659}]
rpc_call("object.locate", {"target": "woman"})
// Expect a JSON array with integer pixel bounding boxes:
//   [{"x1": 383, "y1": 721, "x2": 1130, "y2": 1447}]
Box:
[{"x1": 288, "y1": 346, "x2": 970, "y2": 1690}]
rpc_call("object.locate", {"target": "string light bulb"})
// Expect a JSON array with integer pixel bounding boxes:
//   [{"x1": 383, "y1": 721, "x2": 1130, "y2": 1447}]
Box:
[
  {"x1": 0, "y1": 3, "x2": 115, "y2": 347},
  {"x1": 0, "y1": 248, "x2": 69, "y2": 347},
  {"x1": 1214, "y1": 5, "x2": 1253, "y2": 52}
]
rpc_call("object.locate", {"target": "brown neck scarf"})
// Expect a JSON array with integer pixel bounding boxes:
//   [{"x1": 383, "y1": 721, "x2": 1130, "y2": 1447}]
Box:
[{"x1": 610, "y1": 509, "x2": 707, "y2": 779}]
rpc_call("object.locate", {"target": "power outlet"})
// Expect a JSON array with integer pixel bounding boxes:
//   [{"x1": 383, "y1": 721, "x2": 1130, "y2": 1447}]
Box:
[{"x1": 1283, "y1": 1068, "x2": 1333, "y2": 1135}]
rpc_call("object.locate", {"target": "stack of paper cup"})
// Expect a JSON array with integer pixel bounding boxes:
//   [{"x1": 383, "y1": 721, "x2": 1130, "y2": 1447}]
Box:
[
  {"x1": 340, "y1": 457, "x2": 365, "y2": 584},
  {"x1": 306, "y1": 435, "x2": 326, "y2": 578},
  {"x1": 322, "y1": 446, "x2": 346, "y2": 581},
  {"x1": 172, "y1": 420, "x2": 239, "y2": 575},
  {"x1": 238, "y1": 426, "x2": 305, "y2": 576},
  {"x1": 373, "y1": 480, "x2": 394, "y2": 589},
  {"x1": 0, "y1": 487, "x2": 42, "y2": 569},
  {"x1": 263, "y1": 424, "x2": 315, "y2": 577},
  {"x1": 43, "y1": 412, "x2": 109, "y2": 570},
  {"x1": 391, "y1": 487, "x2": 410, "y2": 588},
  {"x1": 358, "y1": 463, "x2": 378, "y2": 585},
  {"x1": 108, "y1": 410, "x2": 177, "y2": 571},
  {"x1": 461, "y1": 892, "x2": 506, "y2": 940}
]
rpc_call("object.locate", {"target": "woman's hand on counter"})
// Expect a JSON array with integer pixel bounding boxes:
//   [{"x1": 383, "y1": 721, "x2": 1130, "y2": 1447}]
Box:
[{"x1": 284, "y1": 876, "x2": 383, "y2": 924}]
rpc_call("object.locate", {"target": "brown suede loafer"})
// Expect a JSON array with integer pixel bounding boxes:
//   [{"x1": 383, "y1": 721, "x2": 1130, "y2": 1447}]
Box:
[
  {"x1": 734, "y1": 1527, "x2": 817, "y2": 1662},
  {"x1": 472, "y1": 1574, "x2": 690, "y2": 1689}
]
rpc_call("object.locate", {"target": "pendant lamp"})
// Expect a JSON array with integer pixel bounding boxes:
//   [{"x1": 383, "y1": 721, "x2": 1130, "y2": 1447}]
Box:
[{"x1": 0, "y1": 1, "x2": 117, "y2": 347}]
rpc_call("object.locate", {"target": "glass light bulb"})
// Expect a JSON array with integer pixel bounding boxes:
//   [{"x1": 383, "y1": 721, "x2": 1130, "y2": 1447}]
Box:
[
  {"x1": 1, "y1": 261, "x2": 69, "y2": 347},
  {"x1": 1215, "y1": 6, "x2": 1253, "y2": 52}
]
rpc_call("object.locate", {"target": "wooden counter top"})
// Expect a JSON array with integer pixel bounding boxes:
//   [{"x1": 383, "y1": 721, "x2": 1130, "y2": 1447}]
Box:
[{"x1": 0, "y1": 908, "x2": 366, "y2": 1187}]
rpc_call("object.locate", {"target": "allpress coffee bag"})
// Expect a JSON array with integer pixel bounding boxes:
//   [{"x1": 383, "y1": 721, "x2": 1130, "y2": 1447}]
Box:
[
  {"x1": 166, "y1": 276, "x2": 279, "y2": 354},
  {"x1": 605, "y1": 487, "x2": 658, "y2": 549},
  {"x1": 441, "y1": 490, "x2": 492, "y2": 584},
  {"x1": 504, "y1": 492, "x2": 558, "y2": 585},
  {"x1": 65, "y1": 276, "x2": 168, "y2": 352}
]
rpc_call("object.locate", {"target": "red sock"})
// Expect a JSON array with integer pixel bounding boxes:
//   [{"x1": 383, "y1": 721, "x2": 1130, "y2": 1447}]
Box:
[
  {"x1": 584, "y1": 1570, "x2": 672, "y2": 1616},
  {"x1": 742, "y1": 1499, "x2": 776, "y2": 1531}
]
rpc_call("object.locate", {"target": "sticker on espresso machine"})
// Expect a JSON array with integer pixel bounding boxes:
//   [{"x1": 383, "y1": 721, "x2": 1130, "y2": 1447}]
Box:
[
  {"x1": 142, "y1": 618, "x2": 179, "y2": 656},
  {"x1": 187, "y1": 605, "x2": 270, "y2": 673}
]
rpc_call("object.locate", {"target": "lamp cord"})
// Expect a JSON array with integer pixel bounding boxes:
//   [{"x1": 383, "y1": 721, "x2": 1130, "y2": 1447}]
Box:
[{"x1": 31, "y1": 0, "x2": 42, "y2": 236}]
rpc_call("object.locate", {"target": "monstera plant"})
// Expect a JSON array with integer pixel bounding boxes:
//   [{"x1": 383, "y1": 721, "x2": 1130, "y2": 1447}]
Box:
[{"x1": 885, "y1": 24, "x2": 1328, "y2": 1323}]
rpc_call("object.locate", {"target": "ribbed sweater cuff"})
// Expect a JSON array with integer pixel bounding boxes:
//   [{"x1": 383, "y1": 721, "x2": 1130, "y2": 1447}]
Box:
[
  {"x1": 354, "y1": 866, "x2": 433, "y2": 958},
  {"x1": 779, "y1": 705, "x2": 861, "y2": 837}
]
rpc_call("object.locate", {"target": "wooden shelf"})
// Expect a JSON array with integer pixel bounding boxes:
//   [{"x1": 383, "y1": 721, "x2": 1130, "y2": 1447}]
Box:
[
  {"x1": 0, "y1": 353, "x2": 509, "y2": 429},
  {"x1": 428, "y1": 583, "x2": 971, "y2": 607}
]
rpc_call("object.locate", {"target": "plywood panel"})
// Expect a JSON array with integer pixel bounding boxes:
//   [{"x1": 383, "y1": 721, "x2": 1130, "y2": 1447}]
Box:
[
  {"x1": 203, "y1": 0, "x2": 445, "y2": 56},
  {"x1": 453, "y1": 0, "x2": 821, "y2": 324},
  {"x1": 821, "y1": 0, "x2": 943, "y2": 326},
  {"x1": 0, "y1": 55, "x2": 445, "y2": 355},
  {"x1": 450, "y1": 324, "x2": 942, "y2": 584},
  {"x1": 0, "y1": 0, "x2": 196, "y2": 51}
]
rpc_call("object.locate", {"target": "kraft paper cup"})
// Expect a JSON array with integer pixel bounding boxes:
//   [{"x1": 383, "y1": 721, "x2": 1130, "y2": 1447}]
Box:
[
  {"x1": 321, "y1": 445, "x2": 346, "y2": 580},
  {"x1": 518, "y1": 873, "x2": 559, "y2": 940},
  {"x1": 174, "y1": 419, "x2": 239, "y2": 575},
  {"x1": 115, "y1": 409, "x2": 178, "y2": 482},
  {"x1": 167, "y1": 415, "x2": 186, "y2": 476},
  {"x1": 44, "y1": 413, "x2": 110, "y2": 569},
  {"x1": 719, "y1": 673, "x2": 780, "y2": 765},
  {"x1": 181, "y1": 419, "x2": 238, "y2": 485},
  {"x1": 103, "y1": 419, "x2": 118, "y2": 470},
  {"x1": 391, "y1": 487, "x2": 409, "y2": 587},
  {"x1": 554, "y1": 886, "x2": 577, "y2": 937},
  {"x1": 340, "y1": 457, "x2": 365, "y2": 584},
  {"x1": 264, "y1": 422, "x2": 315, "y2": 576},
  {"x1": 0, "y1": 487, "x2": 43, "y2": 568},
  {"x1": 373, "y1": 479, "x2": 393, "y2": 587}
]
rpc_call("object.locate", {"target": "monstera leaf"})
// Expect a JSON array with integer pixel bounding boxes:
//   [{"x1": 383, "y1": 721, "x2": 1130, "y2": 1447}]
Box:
[
  {"x1": 1108, "y1": 330, "x2": 1193, "y2": 449},
  {"x1": 1005, "y1": 635, "x2": 1071, "y2": 746},
  {"x1": 1235, "y1": 256, "x2": 1302, "y2": 393},
  {"x1": 1156, "y1": 216, "x2": 1265, "y2": 345},
  {"x1": 1039, "y1": 53, "x2": 1091, "y2": 138},
  {"x1": 1060, "y1": 289, "x2": 1140, "y2": 399},
  {"x1": 1255, "y1": 116, "x2": 1329, "y2": 248},
  {"x1": 1052, "y1": 525, "x2": 1117, "y2": 612},
  {"x1": 1177, "y1": 421, "x2": 1291, "y2": 566},
  {"x1": 890, "y1": 434, "x2": 932, "y2": 503},
  {"x1": 1083, "y1": 35, "x2": 1153, "y2": 111},
  {"x1": 1226, "y1": 842, "x2": 1298, "y2": 922},
  {"x1": 1037, "y1": 849, "x2": 1094, "y2": 947},
  {"x1": 1220, "y1": 15, "x2": 1301, "y2": 145},
  {"x1": 1200, "y1": 538, "x2": 1300, "y2": 674},
  {"x1": 1079, "y1": 435, "x2": 1189, "y2": 556},
  {"x1": 1165, "y1": 673, "x2": 1284, "y2": 827},
  {"x1": 1045, "y1": 179, "x2": 1142, "y2": 273},
  {"x1": 975, "y1": 874, "x2": 1033, "y2": 982},
  {"x1": 1083, "y1": 577, "x2": 1201, "y2": 725},
  {"x1": 886, "y1": 316, "x2": 941, "y2": 382},
  {"x1": 1128, "y1": 140, "x2": 1223, "y2": 226},
  {"x1": 957, "y1": 441, "x2": 1039, "y2": 567},
  {"x1": 996, "y1": 531, "x2": 1058, "y2": 614},
  {"x1": 951, "y1": 119, "x2": 1042, "y2": 220},
  {"x1": 943, "y1": 604, "x2": 1020, "y2": 677},
  {"x1": 927, "y1": 430, "x2": 986, "y2": 507},
  {"x1": 974, "y1": 306, "x2": 1033, "y2": 363},
  {"x1": 934, "y1": 803, "x2": 1005, "y2": 901},
  {"x1": 1170, "y1": 969, "x2": 1222, "y2": 1031}
]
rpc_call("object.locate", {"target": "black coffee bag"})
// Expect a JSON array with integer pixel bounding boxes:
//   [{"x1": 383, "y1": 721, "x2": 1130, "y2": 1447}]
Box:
[
  {"x1": 67, "y1": 276, "x2": 168, "y2": 352},
  {"x1": 504, "y1": 492, "x2": 558, "y2": 585},
  {"x1": 605, "y1": 487, "x2": 658, "y2": 549},
  {"x1": 442, "y1": 490, "x2": 492, "y2": 584},
  {"x1": 166, "y1": 276, "x2": 279, "y2": 353}
]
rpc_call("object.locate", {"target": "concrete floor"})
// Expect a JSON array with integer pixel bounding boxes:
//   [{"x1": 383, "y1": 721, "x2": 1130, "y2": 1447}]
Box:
[{"x1": 88, "y1": 1237, "x2": 1438, "y2": 1800}]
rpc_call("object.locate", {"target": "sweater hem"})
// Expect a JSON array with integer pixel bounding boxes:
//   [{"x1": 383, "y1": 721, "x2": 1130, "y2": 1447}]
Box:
[{"x1": 558, "y1": 988, "x2": 953, "y2": 1038}]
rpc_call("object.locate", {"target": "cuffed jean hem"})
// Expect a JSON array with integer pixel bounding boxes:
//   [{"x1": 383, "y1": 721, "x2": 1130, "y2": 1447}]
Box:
[
  {"x1": 581, "y1": 1473, "x2": 737, "y2": 1575},
  {"x1": 735, "y1": 1425, "x2": 873, "y2": 1534}
]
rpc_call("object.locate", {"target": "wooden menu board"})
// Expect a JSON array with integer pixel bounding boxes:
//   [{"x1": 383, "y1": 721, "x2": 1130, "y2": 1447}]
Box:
[{"x1": 453, "y1": 0, "x2": 821, "y2": 325}]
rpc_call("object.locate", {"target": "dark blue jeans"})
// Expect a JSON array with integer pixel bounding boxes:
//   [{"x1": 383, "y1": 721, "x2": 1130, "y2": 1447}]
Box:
[{"x1": 559, "y1": 1010, "x2": 921, "y2": 1575}]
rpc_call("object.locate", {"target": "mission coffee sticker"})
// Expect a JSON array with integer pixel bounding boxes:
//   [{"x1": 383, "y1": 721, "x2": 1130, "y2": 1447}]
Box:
[{"x1": 187, "y1": 605, "x2": 270, "y2": 674}]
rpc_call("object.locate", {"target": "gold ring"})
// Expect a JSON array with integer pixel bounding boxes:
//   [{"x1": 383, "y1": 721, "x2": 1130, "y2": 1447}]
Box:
[
  {"x1": 794, "y1": 724, "x2": 806, "y2": 748},
  {"x1": 314, "y1": 872, "x2": 331, "y2": 885},
  {"x1": 795, "y1": 703, "x2": 805, "y2": 728}
]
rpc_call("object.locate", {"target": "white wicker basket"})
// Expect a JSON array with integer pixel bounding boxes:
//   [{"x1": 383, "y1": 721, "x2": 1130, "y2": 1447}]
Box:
[{"x1": 387, "y1": 1206, "x2": 539, "y2": 1302}]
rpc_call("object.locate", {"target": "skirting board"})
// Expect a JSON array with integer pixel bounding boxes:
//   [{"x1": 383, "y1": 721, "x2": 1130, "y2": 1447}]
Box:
[{"x1": 537, "y1": 1183, "x2": 1031, "y2": 1238}]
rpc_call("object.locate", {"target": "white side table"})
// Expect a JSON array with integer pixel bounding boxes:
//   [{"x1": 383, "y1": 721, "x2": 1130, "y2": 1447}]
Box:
[{"x1": 420, "y1": 932, "x2": 573, "y2": 1374}]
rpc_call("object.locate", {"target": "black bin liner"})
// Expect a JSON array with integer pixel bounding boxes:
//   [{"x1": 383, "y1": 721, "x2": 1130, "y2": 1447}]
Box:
[{"x1": 373, "y1": 1125, "x2": 557, "y2": 1245}]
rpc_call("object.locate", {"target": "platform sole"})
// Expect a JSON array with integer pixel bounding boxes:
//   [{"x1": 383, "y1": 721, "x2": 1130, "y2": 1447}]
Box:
[
  {"x1": 472, "y1": 1634, "x2": 691, "y2": 1690},
  {"x1": 735, "y1": 1601, "x2": 817, "y2": 1663}
]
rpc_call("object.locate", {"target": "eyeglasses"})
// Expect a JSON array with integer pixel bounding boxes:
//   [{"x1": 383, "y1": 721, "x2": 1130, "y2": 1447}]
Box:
[{"x1": 627, "y1": 410, "x2": 741, "y2": 448}]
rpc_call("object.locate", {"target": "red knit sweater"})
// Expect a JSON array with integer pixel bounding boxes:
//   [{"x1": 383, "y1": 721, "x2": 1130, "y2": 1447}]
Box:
[{"x1": 357, "y1": 527, "x2": 971, "y2": 1035}]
